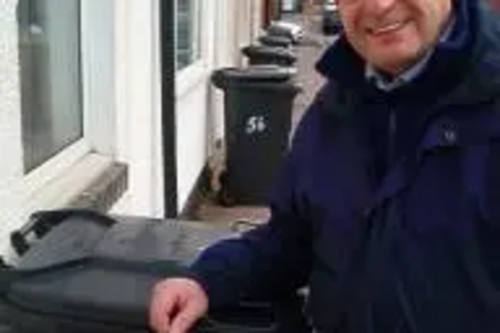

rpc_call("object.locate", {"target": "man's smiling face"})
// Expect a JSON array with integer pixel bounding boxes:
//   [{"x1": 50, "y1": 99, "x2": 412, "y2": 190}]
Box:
[{"x1": 338, "y1": 0, "x2": 454, "y2": 75}]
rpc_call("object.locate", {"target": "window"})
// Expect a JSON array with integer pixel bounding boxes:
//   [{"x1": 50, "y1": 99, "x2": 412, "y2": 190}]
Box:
[
  {"x1": 0, "y1": 0, "x2": 125, "y2": 236},
  {"x1": 17, "y1": 0, "x2": 83, "y2": 172},
  {"x1": 175, "y1": 0, "x2": 201, "y2": 70}
]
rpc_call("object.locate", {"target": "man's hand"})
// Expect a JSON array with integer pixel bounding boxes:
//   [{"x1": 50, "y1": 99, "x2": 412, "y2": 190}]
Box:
[{"x1": 149, "y1": 278, "x2": 209, "y2": 333}]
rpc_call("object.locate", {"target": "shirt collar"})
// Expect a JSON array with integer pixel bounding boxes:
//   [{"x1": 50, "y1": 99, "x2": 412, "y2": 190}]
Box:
[{"x1": 366, "y1": 13, "x2": 457, "y2": 92}]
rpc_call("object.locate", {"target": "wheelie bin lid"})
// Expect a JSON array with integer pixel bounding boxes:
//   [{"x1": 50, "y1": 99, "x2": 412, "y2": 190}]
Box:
[
  {"x1": 258, "y1": 34, "x2": 293, "y2": 47},
  {"x1": 241, "y1": 45, "x2": 297, "y2": 61},
  {"x1": 211, "y1": 65, "x2": 297, "y2": 89}
]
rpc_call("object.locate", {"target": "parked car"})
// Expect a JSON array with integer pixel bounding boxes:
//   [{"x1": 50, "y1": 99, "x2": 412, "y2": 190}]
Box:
[
  {"x1": 267, "y1": 20, "x2": 305, "y2": 44},
  {"x1": 322, "y1": 0, "x2": 342, "y2": 35}
]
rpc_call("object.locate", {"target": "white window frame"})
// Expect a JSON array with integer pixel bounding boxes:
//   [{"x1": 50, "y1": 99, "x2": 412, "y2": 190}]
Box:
[
  {"x1": 175, "y1": 0, "x2": 212, "y2": 98},
  {"x1": 175, "y1": 0, "x2": 203, "y2": 72}
]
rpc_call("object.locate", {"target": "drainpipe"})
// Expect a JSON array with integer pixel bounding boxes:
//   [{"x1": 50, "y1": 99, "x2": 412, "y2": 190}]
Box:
[{"x1": 159, "y1": 0, "x2": 178, "y2": 218}]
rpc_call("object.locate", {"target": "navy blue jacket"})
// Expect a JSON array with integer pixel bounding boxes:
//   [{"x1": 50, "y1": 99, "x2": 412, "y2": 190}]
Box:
[{"x1": 191, "y1": 0, "x2": 500, "y2": 331}]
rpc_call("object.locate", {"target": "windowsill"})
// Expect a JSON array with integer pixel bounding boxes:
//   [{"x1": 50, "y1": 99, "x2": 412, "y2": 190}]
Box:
[
  {"x1": 66, "y1": 155, "x2": 128, "y2": 212},
  {"x1": 19, "y1": 153, "x2": 128, "y2": 214},
  {"x1": 0, "y1": 152, "x2": 127, "y2": 258}
]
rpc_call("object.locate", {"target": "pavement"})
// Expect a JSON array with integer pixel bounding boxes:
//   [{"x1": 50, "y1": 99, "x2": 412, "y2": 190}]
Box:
[
  {"x1": 288, "y1": 13, "x2": 333, "y2": 132},
  {"x1": 191, "y1": 12, "x2": 336, "y2": 226}
]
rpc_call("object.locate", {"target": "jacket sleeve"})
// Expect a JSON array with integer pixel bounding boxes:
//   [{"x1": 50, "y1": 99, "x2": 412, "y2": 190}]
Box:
[{"x1": 188, "y1": 107, "x2": 317, "y2": 308}]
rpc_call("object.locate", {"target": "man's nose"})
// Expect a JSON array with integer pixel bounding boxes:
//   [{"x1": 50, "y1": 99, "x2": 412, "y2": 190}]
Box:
[{"x1": 365, "y1": 0, "x2": 398, "y2": 14}]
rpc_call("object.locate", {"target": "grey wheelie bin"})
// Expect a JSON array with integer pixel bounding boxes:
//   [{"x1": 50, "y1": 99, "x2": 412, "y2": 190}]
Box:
[
  {"x1": 211, "y1": 66, "x2": 300, "y2": 206},
  {"x1": 3, "y1": 209, "x2": 312, "y2": 333}
]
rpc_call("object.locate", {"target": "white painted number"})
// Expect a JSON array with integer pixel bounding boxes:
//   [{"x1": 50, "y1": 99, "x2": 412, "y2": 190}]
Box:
[{"x1": 245, "y1": 116, "x2": 267, "y2": 135}]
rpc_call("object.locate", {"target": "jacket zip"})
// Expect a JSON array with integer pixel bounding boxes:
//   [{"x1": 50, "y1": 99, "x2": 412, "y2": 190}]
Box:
[
  {"x1": 386, "y1": 107, "x2": 419, "y2": 332},
  {"x1": 367, "y1": 107, "x2": 401, "y2": 332},
  {"x1": 388, "y1": 110, "x2": 397, "y2": 168}
]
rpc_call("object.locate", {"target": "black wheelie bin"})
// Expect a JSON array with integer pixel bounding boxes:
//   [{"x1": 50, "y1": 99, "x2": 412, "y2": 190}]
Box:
[{"x1": 211, "y1": 65, "x2": 300, "y2": 206}]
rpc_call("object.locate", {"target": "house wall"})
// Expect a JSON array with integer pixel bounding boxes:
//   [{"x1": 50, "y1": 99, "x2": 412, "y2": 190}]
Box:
[{"x1": 112, "y1": 0, "x2": 263, "y2": 217}]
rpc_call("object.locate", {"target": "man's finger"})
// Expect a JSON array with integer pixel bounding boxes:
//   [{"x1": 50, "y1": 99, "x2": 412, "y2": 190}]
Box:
[
  {"x1": 149, "y1": 288, "x2": 176, "y2": 333},
  {"x1": 169, "y1": 300, "x2": 204, "y2": 333}
]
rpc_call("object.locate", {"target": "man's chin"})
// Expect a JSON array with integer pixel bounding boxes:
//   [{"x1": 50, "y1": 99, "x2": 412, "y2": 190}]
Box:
[{"x1": 370, "y1": 52, "x2": 422, "y2": 75}]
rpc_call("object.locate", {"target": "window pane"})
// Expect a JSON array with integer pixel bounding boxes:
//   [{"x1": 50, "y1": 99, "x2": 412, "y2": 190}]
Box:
[
  {"x1": 17, "y1": 0, "x2": 83, "y2": 172},
  {"x1": 175, "y1": 0, "x2": 200, "y2": 70}
]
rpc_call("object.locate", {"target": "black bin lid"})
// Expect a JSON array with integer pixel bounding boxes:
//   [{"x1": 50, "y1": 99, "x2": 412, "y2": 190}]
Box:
[
  {"x1": 241, "y1": 45, "x2": 296, "y2": 61},
  {"x1": 258, "y1": 34, "x2": 292, "y2": 47},
  {"x1": 211, "y1": 65, "x2": 296, "y2": 89}
]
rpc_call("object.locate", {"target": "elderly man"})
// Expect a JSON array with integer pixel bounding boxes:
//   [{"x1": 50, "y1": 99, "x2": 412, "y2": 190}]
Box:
[{"x1": 150, "y1": 0, "x2": 500, "y2": 331}]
